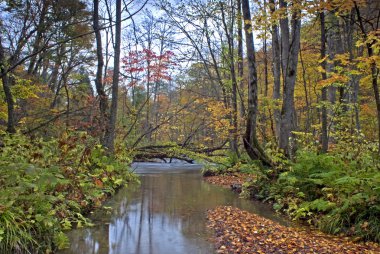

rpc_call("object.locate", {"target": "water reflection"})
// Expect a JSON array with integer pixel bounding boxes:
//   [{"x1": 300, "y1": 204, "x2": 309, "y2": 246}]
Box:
[{"x1": 60, "y1": 163, "x2": 286, "y2": 254}]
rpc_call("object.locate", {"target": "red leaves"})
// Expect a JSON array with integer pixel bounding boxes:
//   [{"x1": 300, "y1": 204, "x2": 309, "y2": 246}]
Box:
[
  {"x1": 122, "y1": 48, "x2": 175, "y2": 87},
  {"x1": 207, "y1": 206, "x2": 380, "y2": 254}
]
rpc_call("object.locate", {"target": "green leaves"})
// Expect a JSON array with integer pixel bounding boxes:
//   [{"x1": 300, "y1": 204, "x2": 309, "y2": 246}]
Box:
[
  {"x1": 0, "y1": 131, "x2": 137, "y2": 253},
  {"x1": 0, "y1": 229, "x2": 4, "y2": 242},
  {"x1": 243, "y1": 135, "x2": 380, "y2": 242}
]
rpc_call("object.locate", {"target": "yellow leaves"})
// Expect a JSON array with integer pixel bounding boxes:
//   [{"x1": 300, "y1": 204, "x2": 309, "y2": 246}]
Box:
[
  {"x1": 349, "y1": 69, "x2": 362, "y2": 76},
  {"x1": 203, "y1": 136, "x2": 212, "y2": 142},
  {"x1": 322, "y1": 0, "x2": 366, "y2": 15},
  {"x1": 12, "y1": 84, "x2": 39, "y2": 100},
  {"x1": 243, "y1": 19, "x2": 253, "y2": 34},
  {"x1": 0, "y1": 110, "x2": 7, "y2": 121},
  {"x1": 11, "y1": 77, "x2": 40, "y2": 100},
  {"x1": 317, "y1": 65, "x2": 326, "y2": 74},
  {"x1": 204, "y1": 99, "x2": 233, "y2": 139},
  {"x1": 243, "y1": 19, "x2": 252, "y2": 25},
  {"x1": 355, "y1": 55, "x2": 380, "y2": 80},
  {"x1": 356, "y1": 30, "x2": 380, "y2": 54},
  {"x1": 318, "y1": 73, "x2": 349, "y2": 88},
  {"x1": 318, "y1": 55, "x2": 329, "y2": 64},
  {"x1": 334, "y1": 53, "x2": 350, "y2": 66}
]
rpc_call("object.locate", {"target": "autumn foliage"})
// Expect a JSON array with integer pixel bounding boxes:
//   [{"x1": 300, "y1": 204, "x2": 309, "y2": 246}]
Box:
[{"x1": 208, "y1": 206, "x2": 380, "y2": 254}]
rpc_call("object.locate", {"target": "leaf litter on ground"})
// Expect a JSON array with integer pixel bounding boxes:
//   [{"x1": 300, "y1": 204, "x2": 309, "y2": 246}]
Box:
[
  {"x1": 204, "y1": 173, "x2": 253, "y2": 188},
  {"x1": 207, "y1": 206, "x2": 380, "y2": 254}
]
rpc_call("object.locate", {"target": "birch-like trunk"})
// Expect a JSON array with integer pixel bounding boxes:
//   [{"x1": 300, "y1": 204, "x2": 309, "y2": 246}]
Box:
[
  {"x1": 104, "y1": 0, "x2": 121, "y2": 154},
  {"x1": 242, "y1": 0, "x2": 271, "y2": 166},
  {"x1": 93, "y1": 0, "x2": 109, "y2": 145},
  {"x1": 278, "y1": 0, "x2": 301, "y2": 156}
]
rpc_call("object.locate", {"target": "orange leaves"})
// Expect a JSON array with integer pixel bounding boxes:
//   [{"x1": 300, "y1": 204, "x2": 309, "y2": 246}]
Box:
[
  {"x1": 207, "y1": 206, "x2": 380, "y2": 254},
  {"x1": 204, "y1": 173, "x2": 251, "y2": 189},
  {"x1": 318, "y1": 73, "x2": 349, "y2": 88},
  {"x1": 361, "y1": 103, "x2": 376, "y2": 118},
  {"x1": 94, "y1": 178, "x2": 103, "y2": 188}
]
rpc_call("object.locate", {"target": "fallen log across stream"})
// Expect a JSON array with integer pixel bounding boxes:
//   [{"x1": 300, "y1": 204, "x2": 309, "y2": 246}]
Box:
[{"x1": 132, "y1": 142, "x2": 228, "y2": 163}]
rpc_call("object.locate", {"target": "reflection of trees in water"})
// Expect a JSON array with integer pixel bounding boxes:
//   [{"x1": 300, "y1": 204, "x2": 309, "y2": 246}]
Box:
[
  {"x1": 139, "y1": 173, "x2": 234, "y2": 238},
  {"x1": 60, "y1": 169, "x2": 283, "y2": 254},
  {"x1": 108, "y1": 173, "x2": 216, "y2": 253},
  {"x1": 62, "y1": 225, "x2": 110, "y2": 254}
]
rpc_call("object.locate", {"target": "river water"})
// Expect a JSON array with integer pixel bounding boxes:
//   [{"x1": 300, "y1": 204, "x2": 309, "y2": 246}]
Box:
[{"x1": 60, "y1": 162, "x2": 286, "y2": 254}]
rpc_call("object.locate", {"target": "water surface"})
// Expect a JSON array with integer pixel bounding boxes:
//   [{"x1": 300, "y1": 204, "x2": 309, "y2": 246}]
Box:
[{"x1": 60, "y1": 162, "x2": 285, "y2": 254}]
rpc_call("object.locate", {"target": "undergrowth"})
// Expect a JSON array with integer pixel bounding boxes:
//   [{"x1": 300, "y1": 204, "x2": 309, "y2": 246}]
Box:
[
  {"x1": 205, "y1": 131, "x2": 380, "y2": 243},
  {"x1": 241, "y1": 131, "x2": 380, "y2": 243},
  {"x1": 0, "y1": 131, "x2": 137, "y2": 253}
]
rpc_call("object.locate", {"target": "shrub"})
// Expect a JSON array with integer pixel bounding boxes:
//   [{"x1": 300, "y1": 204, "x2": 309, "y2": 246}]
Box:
[
  {"x1": 241, "y1": 131, "x2": 380, "y2": 243},
  {"x1": 0, "y1": 132, "x2": 137, "y2": 253}
]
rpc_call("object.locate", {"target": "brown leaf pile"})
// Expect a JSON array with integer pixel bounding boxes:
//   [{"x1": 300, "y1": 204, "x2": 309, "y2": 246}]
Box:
[
  {"x1": 207, "y1": 206, "x2": 380, "y2": 254},
  {"x1": 204, "y1": 173, "x2": 253, "y2": 188}
]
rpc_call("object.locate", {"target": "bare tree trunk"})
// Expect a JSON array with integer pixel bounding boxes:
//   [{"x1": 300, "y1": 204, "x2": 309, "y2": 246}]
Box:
[
  {"x1": 242, "y1": 0, "x2": 271, "y2": 166},
  {"x1": 278, "y1": 0, "x2": 301, "y2": 156},
  {"x1": 263, "y1": 0, "x2": 269, "y2": 98},
  {"x1": 299, "y1": 47, "x2": 311, "y2": 133},
  {"x1": 269, "y1": 0, "x2": 281, "y2": 141},
  {"x1": 237, "y1": 0, "x2": 245, "y2": 117},
  {"x1": 220, "y1": 2, "x2": 239, "y2": 157},
  {"x1": 262, "y1": 0, "x2": 269, "y2": 143},
  {"x1": 0, "y1": 37, "x2": 16, "y2": 133},
  {"x1": 345, "y1": 9, "x2": 361, "y2": 132},
  {"x1": 146, "y1": 41, "x2": 152, "y2": 139},
  {"x1": 104, "y1": 0, "x2": 121, "y2": 154},
  {"x1": 93, "y1": 0, "x2": 109, "y2": 144},
  {"x1": 1, "y1": 74, "x2": 16, "y2": 133},
  {"x1": 203, "y1": 18, "x2": 227, "y2": 104},
  {"x1": 326, "y1": 11, "x2": 340, "y2": 120},
  {"x1": 320, "y1": 9, "x2": 328, "y2": 153},
  {"x1": 355, "y1": 2, "x2": 380, "y2": 153},
  {"x1": 27, "y1": 0, "x2": 49, "y2": 74}
]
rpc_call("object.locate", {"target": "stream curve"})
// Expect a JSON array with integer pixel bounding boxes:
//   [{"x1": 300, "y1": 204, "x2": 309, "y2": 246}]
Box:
[{"x1": 60, "y1": 162, "x2": 286, "y2": 254}]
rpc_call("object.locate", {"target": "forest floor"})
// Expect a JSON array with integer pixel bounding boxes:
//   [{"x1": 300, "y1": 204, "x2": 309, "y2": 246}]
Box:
[
  {"x1": 203, "y1": 172, "x2": 253, "y2": 189},
  {"x1": 204, "y1": 175, "x2": 380, "y2": 254}
]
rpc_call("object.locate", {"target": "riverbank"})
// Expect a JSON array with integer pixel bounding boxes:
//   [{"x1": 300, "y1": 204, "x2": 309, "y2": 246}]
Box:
[
  {"x1": 204, "y1": 173, "x2": 380, "y2": 253},
  {"x1": 207, "y1": 206, "x2": 380, "y2": 253}
]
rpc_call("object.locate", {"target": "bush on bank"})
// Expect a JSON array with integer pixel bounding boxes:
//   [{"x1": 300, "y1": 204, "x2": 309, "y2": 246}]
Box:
[
  {"x1": 0, "y1": 131, "x2": 137, "y2": 253},
  {"x1": 209, "y1": 132, "x2": 380, "y2": 243}
]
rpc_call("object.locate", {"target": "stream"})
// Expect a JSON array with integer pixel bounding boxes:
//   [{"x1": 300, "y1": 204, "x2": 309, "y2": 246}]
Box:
[{"x1": 60, "y1": 162, "x2": 287, "y2": 254}]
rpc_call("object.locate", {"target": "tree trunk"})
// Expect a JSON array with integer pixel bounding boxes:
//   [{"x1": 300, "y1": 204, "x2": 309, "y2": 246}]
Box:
[
  {"x1": 299, "y1": 48, "x2": 311, "y2": 133},
  {"x1": 326, "y1": 11, "x2": 340, "y2": 117},
  {"x1": 269, "y1": 0, "x2": 281, "y2": 142},
  {"x1": 242, "y1": 0, "x2": 271, "y2": 166},
  {"x1": 93, "y1": 0, "x2": 109, "y2": 144},
  {"x1": 320, "y1": 9, "x2": 328, "y2": 153},
  {"x1": 278, "y1": 0, "x2": 301, "y2": 156},
  {"x1": 0, "y1": 37, "x2": 16, "y2": 133},
  {"x1": 220, "y1": 2, "x2": 239, "y2": 157},
  {"x1": 103, "y1": 0, "x2": 121, "y2": 154},
  {"x1": 354, "y1": 3, "x2": 380, "y2": 153},
  {"x1": 237, "y1": 0, "x2": 245, "y2": 117},
  {"x1": 27, "y1": 0, "x2": 49, "y2": 75},
  {"x1": 345, "y1": 10, "x2": 361, "y2": 132}
]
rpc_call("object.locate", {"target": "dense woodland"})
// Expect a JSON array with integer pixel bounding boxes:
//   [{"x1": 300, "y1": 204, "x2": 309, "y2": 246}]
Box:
[{"x1": 0, "y1": 0, "x2": 380, "y2": 252}]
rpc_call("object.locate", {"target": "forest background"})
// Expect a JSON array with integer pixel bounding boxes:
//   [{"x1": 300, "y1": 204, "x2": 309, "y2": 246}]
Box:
[{"x1": 0, "y1": 0, "x2": 379, "y2": 252}]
